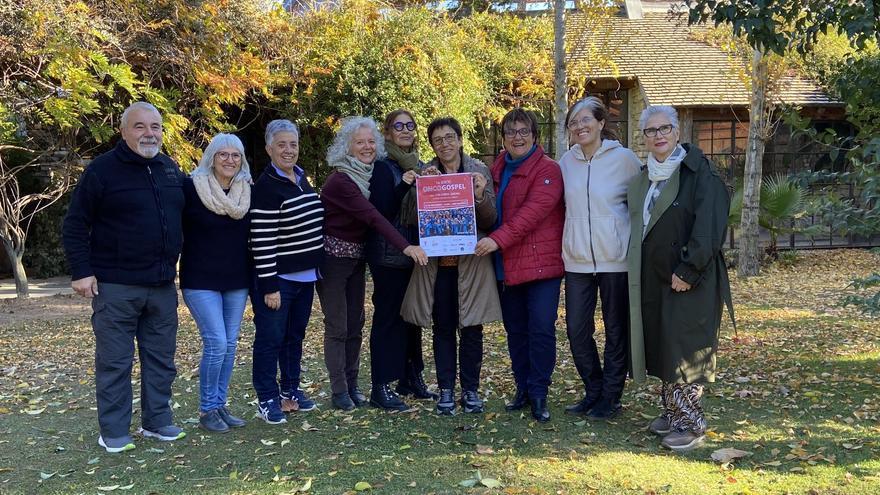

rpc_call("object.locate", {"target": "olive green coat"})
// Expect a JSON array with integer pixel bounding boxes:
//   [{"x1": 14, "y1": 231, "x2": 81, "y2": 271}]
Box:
[
  {"x1": 626, "y1": 144, "x2": 733, "y2": 384},
  {"x1": 400, "y1": 155, "x2": 502, "y2": 328}
]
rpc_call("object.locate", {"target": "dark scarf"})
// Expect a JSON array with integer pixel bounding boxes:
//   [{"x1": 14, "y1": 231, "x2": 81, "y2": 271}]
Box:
[{"x1": 385, "y1": 142, "x2": 420, "y2": 171}]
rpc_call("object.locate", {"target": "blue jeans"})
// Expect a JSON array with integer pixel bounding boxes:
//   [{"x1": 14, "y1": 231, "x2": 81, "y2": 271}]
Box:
[
  {"x1": 182, "y1": 288, "x2": 248, "y2": 413},
  {"x1": 251, "y1": 279, "x2": 315, "y2": 402},
  {"x1": 499, "y1": 277, "x2": 562, "y2": 400}
]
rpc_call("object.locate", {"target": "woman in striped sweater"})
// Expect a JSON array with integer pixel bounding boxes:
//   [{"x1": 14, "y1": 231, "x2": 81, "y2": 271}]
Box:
[{"x1": 249, "y1": 119, "x2": 325, "y2": 425}]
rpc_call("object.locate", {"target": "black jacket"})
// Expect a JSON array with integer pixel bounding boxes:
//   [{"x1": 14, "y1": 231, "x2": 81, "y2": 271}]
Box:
[
  {"x1": 62, "y1": 140, "x2": 185, "y2": 285},
  {"x1": 365, "y1": 157, "x2": 418, "y2": 269}
]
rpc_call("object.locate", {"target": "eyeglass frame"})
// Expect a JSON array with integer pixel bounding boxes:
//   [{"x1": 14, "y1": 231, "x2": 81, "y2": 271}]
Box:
[
  {"x1": 430, "y1": 133, "x2": 459, "y2": 147},
  {"x1": 391, "y1": 121, "x2": 416, "y2": 132},
  {"x1": 503, "y1": 127, "x2": 532, "y2": 138},
  {"x1": 567, "y1": 115, "x2": 601, "y2": 130},
  {"x1": 642, "y1": 124, "x2": 676, "y2": 138},
  {"x1": 216, "y1": 151, "x2": 243, "y2": 162}
]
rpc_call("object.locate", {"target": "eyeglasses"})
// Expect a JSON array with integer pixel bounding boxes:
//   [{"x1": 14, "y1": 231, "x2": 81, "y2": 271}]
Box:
[
  {"x1": 567, "y1": 115, "x2": 597, "y2": 130},
  {"x1": 503, "y1": 127, "x2": 532, "y2": 138},
  {"x1": 216, "y1": 151, "x2": 243, "y2": 162},
  {"x1": 392, "y1": 121, "x2": 416, "y2": 132},
  {"x1": 643, "y1": 124, "x2": 675, "y2": 138},
  {"x1": 431, "y1": 133, "x2": 458, "y2": 146}
]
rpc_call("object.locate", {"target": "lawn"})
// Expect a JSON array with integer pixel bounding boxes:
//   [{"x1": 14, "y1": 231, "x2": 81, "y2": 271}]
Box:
[{"x1": 0, "y1": 249, "x2": 878, "y2": 494}]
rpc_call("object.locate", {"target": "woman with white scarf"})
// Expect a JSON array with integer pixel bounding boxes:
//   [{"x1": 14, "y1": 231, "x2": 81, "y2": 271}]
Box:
[
  {"x1": 181, "y1": 133, "x2": 252, "y2": 433},
  {"x1": 317, "y1": 117, "x2": 428, "y2": 413},
  {"x1": 626, "y1": 105, "x2": 733, "y2": 453}
]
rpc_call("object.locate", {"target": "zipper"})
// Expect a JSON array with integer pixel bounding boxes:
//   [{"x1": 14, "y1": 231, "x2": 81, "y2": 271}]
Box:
[
  {"x1": 146, "y1": 165, "x2": 169, "y2": 281},
  {"x1": 585, "y1": 157, "x2": 597, "y2": 272}
]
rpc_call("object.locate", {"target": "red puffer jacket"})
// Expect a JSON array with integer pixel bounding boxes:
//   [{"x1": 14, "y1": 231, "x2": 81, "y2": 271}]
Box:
[{"x1": 489, "y1": 146, "x2": 565, "y2": 286}]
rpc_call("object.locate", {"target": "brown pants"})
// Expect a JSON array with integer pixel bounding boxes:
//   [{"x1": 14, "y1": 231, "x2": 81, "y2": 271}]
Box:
[
  {"x1": 661, "y1": 382, "x2": 707, "y2": 433},
  {"x1": 317, "y1": 256, "x2": 366, "y2": 394}
]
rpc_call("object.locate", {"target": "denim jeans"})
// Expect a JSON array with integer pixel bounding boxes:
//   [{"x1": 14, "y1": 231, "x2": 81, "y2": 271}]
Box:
[
  {"x1": 251, "y1": 279, "x2": 315, "y2": 402},
  {"x1": 499, "y1": 277, "x2": 562, "y2": 400},
  {"x1": 183, "y1": 288, "x2": 248, "y2": 413}
]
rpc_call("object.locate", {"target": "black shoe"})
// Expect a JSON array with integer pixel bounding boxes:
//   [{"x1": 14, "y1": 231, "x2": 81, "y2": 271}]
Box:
[
  {"x1": 332, "y1": 392, "x2": 355, "y2": 411},
  {"x1": 408, "y1": 370, "x2": 440, "y2": 400},
  {"x1": 505, "y1": 389, "x2": 529, "y2": 411},
  {"x1": 436, "y1": 388, "x2": 455, "y2": 415},
  {"x1": 565, "y1": 395, "x2": 600, "y2": 415},
  {"x1": 200, "y1": 409, "x2": 230, "y2": 433},
  {"x1": 530, "y1": 398, "x2": 550, "y2": 423},
  {"x1": 217, "y1": 406, "x2": 246, "y2": 428},
  {"x1": 370, "y1": 383, "x2": 408, "y2": 411},
  {"x1": 585, "y1": 400, "x2": 621, "y2": 421},
  {"x1": 459, "y1": 390, "x2": 484, "y2": 413},
  {"x1": 348, "y1": 387, "x2": 368, "y2": 407}
]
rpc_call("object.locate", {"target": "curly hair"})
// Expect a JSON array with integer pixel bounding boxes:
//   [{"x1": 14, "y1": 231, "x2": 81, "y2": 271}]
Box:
[{"x1": 326, "y1": 116, "x2": 387, "y2": 166}]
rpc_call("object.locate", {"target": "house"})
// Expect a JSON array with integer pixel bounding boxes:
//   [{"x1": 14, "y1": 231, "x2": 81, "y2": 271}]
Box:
[{"x1": 565, "y1": 0, "x2": 849, "y2": 180}]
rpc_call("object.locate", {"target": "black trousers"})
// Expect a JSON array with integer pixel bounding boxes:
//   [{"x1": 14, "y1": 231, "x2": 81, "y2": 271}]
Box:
[
  {"x1": 92, "y1": 282, "x2": 178, "y2": 438},
  {"x1": 564, "y1": 271, "x2": 629, "y2": 403},
  {"x1": 317, "y1": 256, "x2": 366, "y2": 394},
  {"x1": 432, "y1": 266, "x2": 482, "y2": 391},
  {"x1": 368, "y1": 264, "x2": 424, "y2": 384}
]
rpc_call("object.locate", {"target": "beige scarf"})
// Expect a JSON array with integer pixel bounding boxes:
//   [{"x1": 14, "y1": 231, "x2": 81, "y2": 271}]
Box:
[{"x1": 193, "y1": 173, "x2": 251, "y2": 219}]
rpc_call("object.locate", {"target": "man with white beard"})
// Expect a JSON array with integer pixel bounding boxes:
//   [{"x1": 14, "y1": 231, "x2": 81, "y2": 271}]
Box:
[{"x1": 63, "y1": 102, "x2": 187, "y2": 453}]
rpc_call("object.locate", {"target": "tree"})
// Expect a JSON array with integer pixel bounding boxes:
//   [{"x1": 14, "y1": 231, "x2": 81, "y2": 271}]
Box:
[
  {"x1": 553, "y1": 0, "x2": 567, "y2": 159},
  {"x1": 683, "y1": 0, "x2": 880, "y2": 277}
]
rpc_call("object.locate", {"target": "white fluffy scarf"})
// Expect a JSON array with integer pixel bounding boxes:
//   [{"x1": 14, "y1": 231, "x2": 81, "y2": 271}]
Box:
[{"x1": 193, "y1": 173, "x2": 251, "y2": 219}]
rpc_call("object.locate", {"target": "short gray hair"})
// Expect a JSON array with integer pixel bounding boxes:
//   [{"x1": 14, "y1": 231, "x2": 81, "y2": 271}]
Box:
[
  {"x1": 326, "y1": 117, "x2": 386, "y2": 166},
  {"x1": 192, "y1": 133, "x2": 252, "y2": 184},
  {"x1": 639, "y1": 105, "x2": 679, "y2": 131},
  {"x1": 265, "y1": 119, "x2": 299, "y2": 147},
  {"x1": 121, "y1": 101, "x2": 161, "y2": 128}
]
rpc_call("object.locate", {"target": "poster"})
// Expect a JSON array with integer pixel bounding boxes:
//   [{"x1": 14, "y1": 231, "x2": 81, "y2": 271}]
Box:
[{"x1": 415, "y1": 173, "x2": 477, "y2": 257}]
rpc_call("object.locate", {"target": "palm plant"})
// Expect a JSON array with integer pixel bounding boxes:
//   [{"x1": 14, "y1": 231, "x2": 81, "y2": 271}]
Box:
[{"x1": 728, "y1": 173, "x2": 819, "y2": 257}]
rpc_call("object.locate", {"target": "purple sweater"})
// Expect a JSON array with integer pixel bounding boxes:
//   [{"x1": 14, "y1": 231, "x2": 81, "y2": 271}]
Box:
[{"x1": 320, "y1": 171, "x2": 409, "y2": 251}]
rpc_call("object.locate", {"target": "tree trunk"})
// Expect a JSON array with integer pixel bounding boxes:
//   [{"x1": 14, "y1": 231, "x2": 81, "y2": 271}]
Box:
[
  {"x1": 2, "y1": 239, "x2": 29, "y2": 298},
  {"x1": 553, "y1": 0, "x2": 568, "y2": 160},
  {"x1": 737, "y1": 47, "x2": 768, "y2": 277}
]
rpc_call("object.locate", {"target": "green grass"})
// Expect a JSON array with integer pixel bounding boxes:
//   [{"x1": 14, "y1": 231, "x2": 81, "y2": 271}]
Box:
[{"x1": 1, "y1": 250, "x2": 879, "y2": 494}]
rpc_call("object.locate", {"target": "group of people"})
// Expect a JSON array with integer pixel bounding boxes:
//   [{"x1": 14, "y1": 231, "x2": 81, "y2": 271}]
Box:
[
  {"x1": 62, "y1": 98, "x2": 731, "y2": 455},
  {"x1": 418, "y1": 208, "x2": 477, "y2": 238}
]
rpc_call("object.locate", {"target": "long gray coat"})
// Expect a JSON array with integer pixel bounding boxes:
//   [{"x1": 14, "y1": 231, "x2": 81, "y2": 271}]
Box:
[
  {"x1": 400, "y1": 155, "x2": 502, "y2": 328},
  {"x1": 627, "y1": 144, "x2": 733, "y2": 384}
]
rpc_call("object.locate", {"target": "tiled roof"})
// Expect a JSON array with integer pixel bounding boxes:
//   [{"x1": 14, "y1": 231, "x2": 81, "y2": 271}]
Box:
[{"x1": 567, "y1": 12, "x2": 840, "y2": 107}]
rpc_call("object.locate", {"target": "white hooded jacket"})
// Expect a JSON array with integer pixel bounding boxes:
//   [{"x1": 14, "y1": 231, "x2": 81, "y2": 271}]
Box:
[{"x1": 558, "y1": 139, "x2": 642, "y2": 273}]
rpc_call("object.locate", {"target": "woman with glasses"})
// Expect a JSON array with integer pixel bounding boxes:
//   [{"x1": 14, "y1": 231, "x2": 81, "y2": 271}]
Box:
[
  {"x1": 558, "y1": 97, "x2": 642, "y2": 421},
  {"x1": 474, "y1": 109, "x2": 564, "y2": 423},
  {"x1": 401, "y1": 117, "x2": 501, "y2": 416},
  {"x1": 627, "y1": 105, "x2": 732, "y2": 452},
  {"x1": 365, "y1": 110, "x2": 437, "y2": 404},
  {"x1": 319, "y1": 117, "x2": 428, "y2": 412},
  {"x1": 181, "y1": 133, "x2": 252, "y2": 432}
]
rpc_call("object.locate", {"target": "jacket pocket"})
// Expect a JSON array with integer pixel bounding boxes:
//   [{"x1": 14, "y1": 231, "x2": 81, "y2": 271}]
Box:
[
  {"x1": 562, "y1": 216, "x2": 592, "y2": 264},
  {"x1": 589, "y1": 216, "x2": 627, "y2": 264}
]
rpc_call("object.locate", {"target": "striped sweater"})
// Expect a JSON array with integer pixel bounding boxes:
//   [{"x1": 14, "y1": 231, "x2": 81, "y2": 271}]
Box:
[{"x1": 249, "y1": 165, "x2": 324, "y2": 294}]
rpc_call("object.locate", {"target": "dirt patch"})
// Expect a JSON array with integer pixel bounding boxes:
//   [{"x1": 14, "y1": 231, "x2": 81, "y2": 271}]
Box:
[{"x1": 0, "y1": 293, "x2": 91, "y2": 330}]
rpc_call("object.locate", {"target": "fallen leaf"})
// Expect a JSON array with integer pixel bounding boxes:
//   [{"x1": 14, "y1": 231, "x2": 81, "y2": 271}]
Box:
[
  {"x1": 711, "y1": 448, "x2": 752, "y2": 463},
  {"x1": 480, "y1": 478, "x2": 503, "y2": 488},
  {"x1": 475, "y1": 445, "x2": 495, "y2": 455},
  {"x1": 261, "y1": 439, "x2": 277, "y2": 446},
  {"x1": 354, "y1": 481, "x2": 372, "y2": 491}
]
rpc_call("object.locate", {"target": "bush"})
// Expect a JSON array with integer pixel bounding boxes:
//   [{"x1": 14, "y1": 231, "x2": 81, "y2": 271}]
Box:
[{"x1": 22, "y1": 197, "x2": 69, "y2": 279}]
